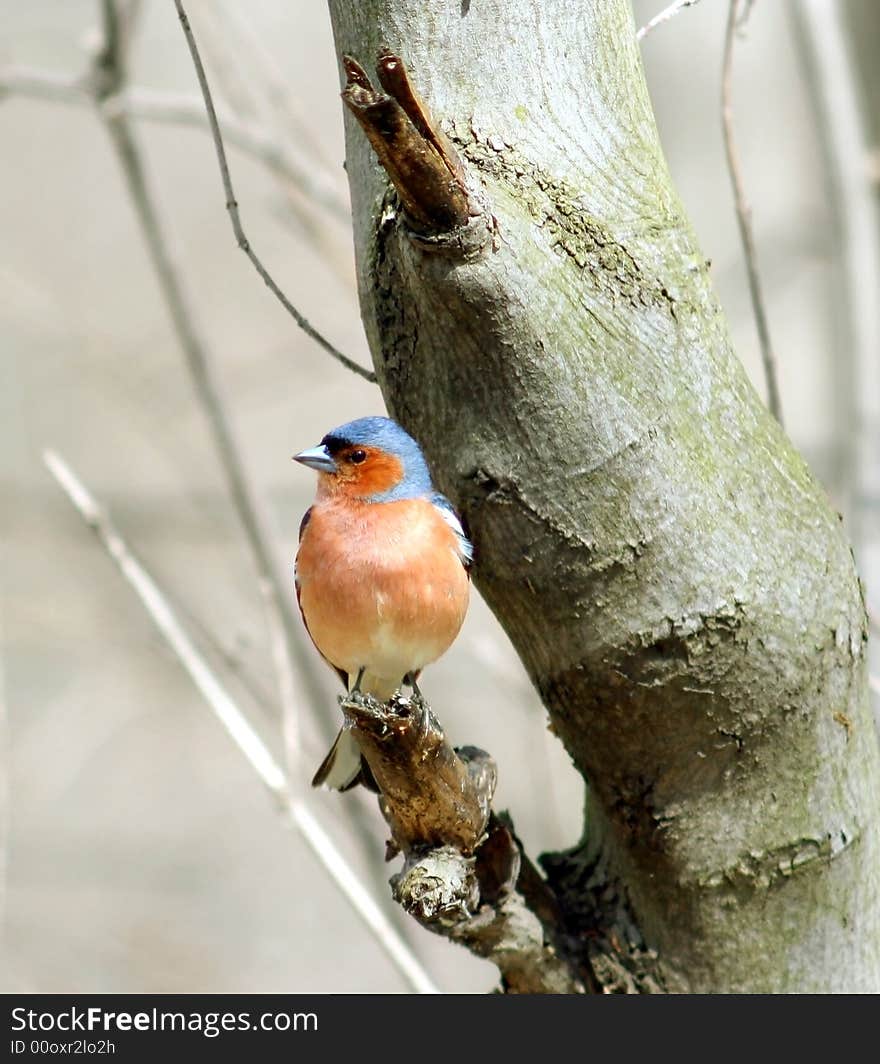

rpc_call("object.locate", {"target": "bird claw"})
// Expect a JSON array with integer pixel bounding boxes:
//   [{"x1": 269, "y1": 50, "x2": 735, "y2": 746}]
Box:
[{"x1": 340, "y1": 689, "x2": 384, "y2": 719}]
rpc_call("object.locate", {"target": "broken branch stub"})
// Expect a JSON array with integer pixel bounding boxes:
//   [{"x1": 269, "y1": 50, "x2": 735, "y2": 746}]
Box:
[
  {"x1": 341, "y1": 53, "x2": 471, "y2": 233},
  {"x1": 339, "y1": 692, "x2": 588, "y2": 993},
  {"x1": 392, "y1": 816, "x2": 588, "y2": 994},
  {"x1": 374, "y1": 50, "x2": 468, "y2": 189},
  {"x1": 340, "y1": 692, "x2": 493, "y2": 856}
]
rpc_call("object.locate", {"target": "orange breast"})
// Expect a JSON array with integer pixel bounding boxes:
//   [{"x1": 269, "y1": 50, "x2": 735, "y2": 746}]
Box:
[{"x1": 296, "y1": 496, "x2": 469, "y2": 695}]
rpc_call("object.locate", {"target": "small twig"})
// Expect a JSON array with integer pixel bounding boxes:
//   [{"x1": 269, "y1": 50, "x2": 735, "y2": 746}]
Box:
[
  {"x1": 0, "y1": 69, "x2": 350, "y2": 225},
  {"x1": 636, "y1": 0, "x2": 703, "y2": 42},
  {"x1": 117, "y1": 89, "x2": 351, "y2": 223},
  {"x1": 261, "y1": 576, "x2": 300, "y2": 781},
  {"x1": 163, "y1": 589, "x2": 280, "y2": 715},
  {"x1": 790, "y1": 2, "x2": 880, "y2": 585},
  {"x1": 0, "y1": 16, "x2": 379, "y2": 891},
  {"x1": 173, "y1": 0, "x2": 375, "y2": 382},
  {"x1": 120, "y1": 529, "x2": 409, "y2": 906},
  {"x1": 210, "y1": 0, "x2": 338, "y2": 174},
  {"x1": 117, "y1": 88, "x2": 354, "y2": 280},
  {"x1": 185, "y1": 1, "x2": 352, "y2": 262},
  {"x1": 43, "y1": 449, "x2": 438, "y2": 996},
  {"x1": 188, "y1": 0, "x2": 267, "y2": 125},
  {"x1": 100, "y1": 0, "x2": 122, "y2": 65},
  {"x1": 92, "y1": 0, "x2": 336, "y2": 780},
  {"x1": 0, "y1": 66, "x2": 90, "y2": 104},
  {"x1": 0, "y1": 66, "x2": 353, "y2": 277},
  {"x1": 721, "y1": 0, "x2": 784, "y2": 425}
]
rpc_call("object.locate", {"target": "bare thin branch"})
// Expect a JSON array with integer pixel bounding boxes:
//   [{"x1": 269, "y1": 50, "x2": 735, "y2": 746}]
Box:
[
  {"x1": 190, "y1": 0, "x2": 353, "y2": 274},
  {"x1": 158, "y1": 574, "x2": 424, "y2": 905},
  {"x1": 43, "y1": 449, "x2": 438, "y2": 996},
  {"x1": 790, "y1": 3, "x2": 880, "y2": 595},
  {"x1": 0, "y1": 69, "x2": 350, "y2": 224},
  {"x1": 0, "y1": 66, "x2": 89, "y2": 104},
  {"x1": 636, "y1": 0, "x2": 703, "y2": 42},
  {"x1": 99, "y1": 116, "x2": 313, "y2": 756},
  {"x1": 187, "y1": 0, "x2": 267, "y2": 125},
  {"x1": 100, "y1": 0, "x2": 122, "y2": 64},
  {"x1": 117, "y1": 89, "x2": 351, "y2": 223},
  {"x1": 721, "y1": 0, "x2": 784, "y2": 425},
  {"x1": 211, "y1": 0, "x2": 338, "y2": 173},
  {"x1": 0, "y1": 23, "x2": 380, "y2": 891},
  {"x1": 92, "y1": 1, "x2": 339, "y2": 786},
  {"x1": 173, "y1": 0, "x2": 375, "y2": 382},
  {"x1": 114, "y1": 87, "x2": 356, "y2": 286},
  {"x1": 261, "y1": 576, "x2": 301, "y2": 781}
]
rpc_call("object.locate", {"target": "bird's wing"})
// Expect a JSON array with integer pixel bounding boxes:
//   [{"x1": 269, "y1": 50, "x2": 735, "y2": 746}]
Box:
[
  {"x1": 295, "y1": 506, "x2": 348, "y2": 687},
  {"x1": 429, "y1": 492, "x2": 474, "y2": 571}
]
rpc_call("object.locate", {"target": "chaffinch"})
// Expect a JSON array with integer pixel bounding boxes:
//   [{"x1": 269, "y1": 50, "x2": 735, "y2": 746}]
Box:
[{"x1": 294, "y1": 416, "x2": 473, "y2": 790}]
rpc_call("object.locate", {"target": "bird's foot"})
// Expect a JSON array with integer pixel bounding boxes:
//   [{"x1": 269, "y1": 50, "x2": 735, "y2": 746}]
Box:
[
  {"x1": 342, "y1": 666, "x2": 373, "y2": 707},
  {"x1": 342, "y1": 689, "x2": 368, "y2": 708},
  {"x1": 340, "y1": 686, "x2": 385, "y2": 722}
]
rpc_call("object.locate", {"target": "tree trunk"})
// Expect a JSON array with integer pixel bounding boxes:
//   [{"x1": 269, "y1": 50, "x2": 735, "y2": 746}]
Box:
[{"x1": 326, "y1": 0, "x2": 880, "y2": 992}]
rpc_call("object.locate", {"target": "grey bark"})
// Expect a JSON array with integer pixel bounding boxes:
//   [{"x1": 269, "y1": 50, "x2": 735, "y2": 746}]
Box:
[{"x1": 327, "y1": 0, "x2": 880, "y2": 992}]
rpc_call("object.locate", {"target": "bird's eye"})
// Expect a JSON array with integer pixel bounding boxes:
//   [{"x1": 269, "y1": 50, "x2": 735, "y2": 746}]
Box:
[{"x1": 348, "y1": 449, "x2": 367, "y2": 464}]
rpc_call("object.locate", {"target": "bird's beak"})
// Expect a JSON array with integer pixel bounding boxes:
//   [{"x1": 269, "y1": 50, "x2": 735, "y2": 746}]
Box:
[{"x1": 293, "y1": 444, "x2": 337, "y2": 474}]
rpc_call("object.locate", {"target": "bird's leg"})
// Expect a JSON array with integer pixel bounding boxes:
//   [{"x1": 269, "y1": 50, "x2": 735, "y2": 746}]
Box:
[
  {"x1": 404, "y1": 672, "x2": 423, "y2": 700},
  {"x1": 351, "y1": 666, "x2": 366, "y2": 694}
]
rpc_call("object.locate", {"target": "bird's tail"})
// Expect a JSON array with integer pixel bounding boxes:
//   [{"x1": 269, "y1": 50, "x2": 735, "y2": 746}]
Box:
[{"x1": 311, "y1": 727, "x2": 364, "y2": 791}]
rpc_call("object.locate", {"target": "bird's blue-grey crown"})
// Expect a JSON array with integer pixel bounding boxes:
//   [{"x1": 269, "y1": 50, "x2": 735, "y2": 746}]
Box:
[{"x1": 322, "y1": 416, "x2": 433, "y2": 501}]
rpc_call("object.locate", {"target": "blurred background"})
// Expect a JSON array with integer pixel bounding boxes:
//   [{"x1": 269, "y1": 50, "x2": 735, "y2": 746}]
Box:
[{"x1": 2, "y1": 0, "x2": 878, "y2": 993}]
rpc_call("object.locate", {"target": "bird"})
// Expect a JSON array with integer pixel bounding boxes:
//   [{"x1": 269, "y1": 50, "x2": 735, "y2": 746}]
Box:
[{"x1": 293, "y1": 416, "x2": 473, "y2": 791}]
